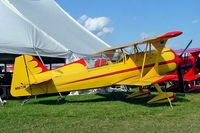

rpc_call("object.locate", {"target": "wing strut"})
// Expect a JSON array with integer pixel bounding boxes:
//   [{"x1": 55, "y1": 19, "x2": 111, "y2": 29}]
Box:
[{"x1": 140, "y1": 43, "x2": 149, "y2": 81}]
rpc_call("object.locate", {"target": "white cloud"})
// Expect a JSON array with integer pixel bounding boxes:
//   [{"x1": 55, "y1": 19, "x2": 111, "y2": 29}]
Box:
[
  {"x1": 78, "y1": 14, "x2": 88, "y2": 23},
  {"x1": 192, "y1": 20, "x2": 200, "y2": 24},
  {"x1": 96, "y1": 27, "x2": 114, "y2": 37},
  {"x1": 78, "y1": 15, "x2": 114, "y2": 37},
  {"x1": 84, "y1": 17, "x2": 109, "y2": 32}
]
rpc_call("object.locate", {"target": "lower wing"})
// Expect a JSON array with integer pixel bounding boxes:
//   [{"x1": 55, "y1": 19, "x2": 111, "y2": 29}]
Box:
[{"x1": 115, "y1": 75, "x2": 177, "y2": 86}]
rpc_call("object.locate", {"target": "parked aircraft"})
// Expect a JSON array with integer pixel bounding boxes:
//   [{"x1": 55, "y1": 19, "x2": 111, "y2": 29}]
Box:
[
  {"x1": 168, "y1": 48, "x2": 200, "y2": 92},
  {"x1": 10, "y1": 31, "x2": 183, "y2": 105}
]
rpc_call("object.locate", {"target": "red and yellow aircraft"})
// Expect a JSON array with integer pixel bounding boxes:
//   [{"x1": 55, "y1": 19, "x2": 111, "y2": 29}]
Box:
[{"x1": 10, "y1": 31, "x2": 183, "y2": 104}]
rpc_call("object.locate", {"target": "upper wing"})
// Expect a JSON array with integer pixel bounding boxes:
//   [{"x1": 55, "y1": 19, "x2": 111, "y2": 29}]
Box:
[
  {"x1": 95, "y1": 31, "x2": 182, "y2": 53},
  {"x1": 105, "y1": 31, "x2": 183, "y2": 86},
  {"x1": 175, "y1": 48, "x2": 200, "y2": 55}
]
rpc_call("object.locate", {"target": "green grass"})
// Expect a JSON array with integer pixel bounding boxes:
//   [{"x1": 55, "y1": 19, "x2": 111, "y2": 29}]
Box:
[{"x1": 1, "y1": 91, "x2": 200, "y2": 133}]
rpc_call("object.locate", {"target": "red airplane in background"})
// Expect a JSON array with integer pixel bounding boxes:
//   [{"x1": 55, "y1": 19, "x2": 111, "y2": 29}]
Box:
[{"x1": 167, "y1": 47, "x2": 200, "y2": 92}]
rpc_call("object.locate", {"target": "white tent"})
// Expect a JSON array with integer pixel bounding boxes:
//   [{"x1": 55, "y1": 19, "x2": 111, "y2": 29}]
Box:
[{"x1": 0, "y1": 0, "x2": 111, "y2": 59}]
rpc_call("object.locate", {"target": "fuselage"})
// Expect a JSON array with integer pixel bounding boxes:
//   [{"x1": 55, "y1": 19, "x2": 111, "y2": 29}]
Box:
[
  {"x1": 32, "y1": 47, "x2": 177, "y2": 94},
  {"x1": 11, "y1": 47, "x2": 178, "y2": 97}
]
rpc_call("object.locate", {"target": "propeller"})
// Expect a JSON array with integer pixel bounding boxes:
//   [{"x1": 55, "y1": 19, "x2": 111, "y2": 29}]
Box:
[
  {"x1": 177, "y1": 40, "x2": 192, "y2": 92},
  {"x1": 179, "y1": 40, "x2": 192, "y2": 58}
]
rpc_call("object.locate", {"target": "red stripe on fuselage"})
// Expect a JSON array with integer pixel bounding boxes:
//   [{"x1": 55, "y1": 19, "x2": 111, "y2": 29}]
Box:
[{"x1": 61, "y1": 59, "x2": 176, "y2": 85}]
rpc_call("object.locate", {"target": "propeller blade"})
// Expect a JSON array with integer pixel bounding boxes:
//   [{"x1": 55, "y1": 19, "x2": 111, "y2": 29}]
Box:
[
  {"x1": 177, "y1": 40, "x2": 192, "y2": 92},
  {"x1": 177, "y1": 64, "x2": 185, "y2": 92},
  {"x1": 196, "y1": 58, "x2": 200, "y2": 68},
  {"x1": 179, "y1": 40, "x2": 193, "y2": 58}
]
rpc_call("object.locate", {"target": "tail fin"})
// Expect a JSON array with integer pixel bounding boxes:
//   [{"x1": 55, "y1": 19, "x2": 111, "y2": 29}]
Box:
[{"x1": 11, "y1": 55, "x2": 48, "y2": 97}]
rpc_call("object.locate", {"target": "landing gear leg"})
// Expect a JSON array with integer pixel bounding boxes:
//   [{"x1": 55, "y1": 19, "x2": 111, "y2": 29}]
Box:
[
  {"x1": 127, "y1": 86, "x2": 151, "y2": 99},
  {"x1": 57, "y1": 92, "x2": 65, "y2": 103},
  {"x1": 21, "y1": 97, "x2": 31, "y2": 106},
  {"x1": 0, "y1": 97, "x2": 7, "y2": 106}
]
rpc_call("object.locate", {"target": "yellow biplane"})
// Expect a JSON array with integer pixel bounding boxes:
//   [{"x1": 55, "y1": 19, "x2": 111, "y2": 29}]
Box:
[{"x1": 11, "y1": 31, "x2": 182, "y2": 104}]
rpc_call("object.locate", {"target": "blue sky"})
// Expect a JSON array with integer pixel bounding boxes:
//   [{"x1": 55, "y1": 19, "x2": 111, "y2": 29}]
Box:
[{"x1": 57, "y1": 0, "x2": 200, "y2": 49}]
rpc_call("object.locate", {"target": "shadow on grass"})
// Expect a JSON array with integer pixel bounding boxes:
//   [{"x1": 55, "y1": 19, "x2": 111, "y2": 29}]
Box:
[
  {"x1": 36, "y1": 99, "x2": 67, "y2": 105},
  {"x1": 96, "y1": 92, "x2": 190, "y2": 107},
  {"x1": 30, "y1": 92, "x2": 190, "y2": 107}
]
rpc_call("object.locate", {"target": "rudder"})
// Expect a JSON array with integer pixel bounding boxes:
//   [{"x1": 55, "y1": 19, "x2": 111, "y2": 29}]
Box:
[{"x1": 11, "y1": 55, "x2": 48, "y2": 97}]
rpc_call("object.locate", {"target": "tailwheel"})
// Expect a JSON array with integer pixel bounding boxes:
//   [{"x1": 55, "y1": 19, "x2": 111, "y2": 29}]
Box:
[{"x1": 127, "y1": 87, "x2": 151, "y2": 99}]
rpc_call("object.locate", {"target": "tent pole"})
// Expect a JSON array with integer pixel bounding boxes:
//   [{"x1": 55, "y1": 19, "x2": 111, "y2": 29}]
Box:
[{"x1": 34, "y1": 47, "x2": 45, "y2": 66}]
